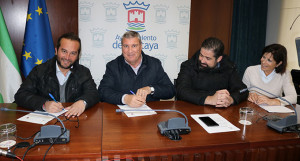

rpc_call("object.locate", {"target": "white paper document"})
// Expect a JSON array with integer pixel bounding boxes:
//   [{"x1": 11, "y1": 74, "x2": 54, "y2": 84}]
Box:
[
  {"x1": 259, "y1": 105, "x2": 294, "y2": 113},
  {"x1": 17, "y1": 109, "x2": 67, "y2": 125},
  {"x1": 117, "y1": 104, "x2": 156, "y2": 117},
  {"x1": 191, "y1": 114, "x2": 240, "y2": 134}
]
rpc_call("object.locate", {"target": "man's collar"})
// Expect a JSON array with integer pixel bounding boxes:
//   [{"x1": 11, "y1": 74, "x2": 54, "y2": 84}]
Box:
[
  {"x1": 56, "y1": 61, "x2": 73, "y2": 74},
  {"x1": 124, "y1": 54, "x2": 143, "y2": 68}
]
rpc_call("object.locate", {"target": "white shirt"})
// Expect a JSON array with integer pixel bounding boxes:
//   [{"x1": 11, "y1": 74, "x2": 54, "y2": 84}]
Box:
[
  {"x1": 125, "y1": 56, "x2": 143, "y2": 75},
  {"x1": 121, "y1": 56, "x2": 143, "y2": 104}
]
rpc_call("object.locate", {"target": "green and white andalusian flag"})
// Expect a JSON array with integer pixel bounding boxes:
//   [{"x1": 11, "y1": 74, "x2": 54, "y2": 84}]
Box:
[{"x1": 0, "y1": 8, "x2": 22, "y2": 103}]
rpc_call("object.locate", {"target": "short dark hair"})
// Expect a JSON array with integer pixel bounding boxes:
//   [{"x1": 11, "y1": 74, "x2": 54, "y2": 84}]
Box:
[
  {"x1": 56, "y1": 32, "x2": 81, "y2": 56},
  {"x1": 201, "y1": 37, "x2": 224, "y2": 58},
  {"x1": 121, "y1": 31, "x2": 142, "y2": 45},
  {"x1": 262, "y1": 44, "x2": 287, "y2": 74}
]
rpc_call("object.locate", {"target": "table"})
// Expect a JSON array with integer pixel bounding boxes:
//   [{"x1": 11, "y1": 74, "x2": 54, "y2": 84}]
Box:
[
  {"x1": 101, "y1": 101, "x2": 300, "y2": 161},
  {"x1": 0, "y1": 103, "x2": 102, "y2": 161},
  {"x1": 1, "y1": 101, "x2": 300, "y2": 161}
]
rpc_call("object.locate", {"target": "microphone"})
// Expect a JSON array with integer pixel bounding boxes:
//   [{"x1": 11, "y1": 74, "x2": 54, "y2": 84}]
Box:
[
  {"x1": 0, "y1": 149, "x2": 17, "y2": 158},
  {"x1": 116, "y1": 109, "x2": 191, "y2": 140},
  {"x1": 240, "y1": 86, "x2": 299, "y2": 133},
  {"x1": 0, "y1": 107, "x2": 70, "y2": 144}
]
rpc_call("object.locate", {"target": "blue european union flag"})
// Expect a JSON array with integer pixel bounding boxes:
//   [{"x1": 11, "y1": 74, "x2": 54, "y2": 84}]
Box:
[{"x1": 21, "y1": 0, "x2": 55, "y2": 78}]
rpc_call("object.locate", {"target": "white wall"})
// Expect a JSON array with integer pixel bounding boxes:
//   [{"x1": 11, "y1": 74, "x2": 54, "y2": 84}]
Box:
[
  {"x1": 78, "y1": 0, "x2": 191, "y2": 87},
  {"x1": 266, "y1": 0, "x2": 300, "y2": 70}
]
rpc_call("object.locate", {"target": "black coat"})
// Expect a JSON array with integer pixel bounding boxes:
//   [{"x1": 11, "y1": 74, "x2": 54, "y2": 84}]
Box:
[
  {"x1": 14, "y1": 57, "x2": 99, "y2": 111},
  {"x1": 98, "y1": 51, "x2": 175, "y2": 105},
  {"x1": 176, "y1": 50, "x2": 248, "y2": 105}
]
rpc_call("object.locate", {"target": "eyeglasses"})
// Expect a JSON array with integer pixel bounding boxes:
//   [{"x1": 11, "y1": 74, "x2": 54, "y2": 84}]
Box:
[{"x1": 54, "y1": 115, "x2": 79, "y2": 128}]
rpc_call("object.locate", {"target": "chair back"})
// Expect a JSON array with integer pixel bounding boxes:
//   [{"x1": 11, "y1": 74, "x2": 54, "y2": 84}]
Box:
[{"x1": 291, "y1": 69, "x2": 300, "y2": 104}]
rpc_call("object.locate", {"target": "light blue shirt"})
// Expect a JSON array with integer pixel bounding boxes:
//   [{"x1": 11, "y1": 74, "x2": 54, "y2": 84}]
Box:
[
  {"x1": 56, "y1": 62, "x2": 72, "y2": 85},
  {"x1": 259, "y1": 67, "x2": 276, "y2": 83}
]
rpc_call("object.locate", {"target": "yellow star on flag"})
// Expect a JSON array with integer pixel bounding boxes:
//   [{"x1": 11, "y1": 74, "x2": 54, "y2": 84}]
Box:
[
  {"x1": 35, "y1": 6, "x2": 43, "y2": 16},
  {"x1": 27, "y1": 13, "x2": 32, "y2": 21},
  {"x1": 35, "y1": 59, "x2": 43, "y2": 65},
  {"x1": 23, "y1": 51, "x2": 32, "y2": 60}
]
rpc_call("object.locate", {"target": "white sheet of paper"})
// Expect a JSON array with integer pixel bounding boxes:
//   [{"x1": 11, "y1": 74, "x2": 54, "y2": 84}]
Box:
[
  {"x1": 259, "y1": 105, "x2": 294, "y2": 113},
  {"x1": 191, "y1": 114, "x2": 240, "y2": 134},
  {"x1": 17, "y1": 109, "x2": 67, "y2": 125},
  {"x1": 117, "y1": 104, "x2": 156, "y2": 117}
]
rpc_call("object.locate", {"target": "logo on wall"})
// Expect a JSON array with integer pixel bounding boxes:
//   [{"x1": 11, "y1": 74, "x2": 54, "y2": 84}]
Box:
[
  {"x1": 103, "y1": 2, "x2": 120, "y2": 22},
  {"x1": 79, "y1": 2, "x2": 94, "y2": 22},
  {"x1": 90, "y1": 28, "x2": 106, "y2": 48},
  {"x1": 80, "y1": 53, "x2": 93, "y2": 68},
  {"x1": 165, "y1": 30, "x2": 179, "y2": 49},
  {"x1": 123, "y1": 1, "x2": 150, "y2": 32},
  {"x1": 178, "y1": 6, "x2": 190, "y2": 25},
  {"x1": 153, "y1": 5, "x2": 169, "y2": 24}
]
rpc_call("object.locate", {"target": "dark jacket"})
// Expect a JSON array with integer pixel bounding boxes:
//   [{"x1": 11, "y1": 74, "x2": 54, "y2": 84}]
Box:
[
  {"x1": 98, "y1": 51, "x2": 175, "y2": 105},
  {"x1": 176, "y1": 50, "x2": 248, "y2": 105},
  {"x1": 15, "y1": 57, "x2": 99, "y2": 111}
]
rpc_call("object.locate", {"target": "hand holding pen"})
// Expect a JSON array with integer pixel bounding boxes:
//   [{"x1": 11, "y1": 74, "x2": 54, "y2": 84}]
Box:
[
  {"x1": 44, "y1": 93, "x2": 64, "y2": 113},
  {"x1": 125, "y1": 90, "x2": 146, "y2": 108}
]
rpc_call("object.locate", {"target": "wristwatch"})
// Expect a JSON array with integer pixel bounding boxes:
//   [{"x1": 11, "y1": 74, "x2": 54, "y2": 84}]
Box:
[
  {"x1": 83, "y1": 100, "x2": 87, "y2": 107},
  {"x1": 150, "y1": 86, "x2": 155, "y2": 95}
]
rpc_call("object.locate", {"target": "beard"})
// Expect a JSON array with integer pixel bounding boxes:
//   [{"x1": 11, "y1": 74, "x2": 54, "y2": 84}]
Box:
[
  {"x1": 57, "y1": 58, "x2": 75, "y2": 69},
  {"x1": 198, "y1": 60, "x2": 218, "y2": 72},
  {"x1": 199, "y1": 62, "x2": 212, "y2": 70}
]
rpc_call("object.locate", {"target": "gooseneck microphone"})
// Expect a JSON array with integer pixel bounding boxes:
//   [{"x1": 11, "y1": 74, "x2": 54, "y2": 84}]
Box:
[
  {"x1": 240, "y1": 86, "x2": 299, "y2": 133},
  {"x1": 0, "y1": 149, "x2": 17, "y2": 158},
  {"x1": 0, "y1": 107, "x2": 70, "y2": 144},
  {"x1": 116, "y1": 109, "x2": 191, "y2": 140}
]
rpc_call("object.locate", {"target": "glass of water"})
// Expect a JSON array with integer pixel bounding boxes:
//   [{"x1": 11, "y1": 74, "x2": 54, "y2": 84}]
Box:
[
  {"x1": 239, "y1": 107, "x2": 254, "y2": 125},
  {"x1": 0, "y1": 123, "x2": 17, "y2": 149}
]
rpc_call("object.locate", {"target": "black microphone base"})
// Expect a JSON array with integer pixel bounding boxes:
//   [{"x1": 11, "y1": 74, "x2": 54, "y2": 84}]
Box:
[
  {"x1": 267, "y1": 115, "x2": 298, "y2": 133},
  {"x1": 157, "y1": 117, "x2": 191, "y2": 140},
  {"x1": 34, "y1": 125, "x2": 70, "y2": 144}
]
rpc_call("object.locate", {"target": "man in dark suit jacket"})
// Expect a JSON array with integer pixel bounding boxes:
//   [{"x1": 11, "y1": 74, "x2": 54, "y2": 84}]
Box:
[{"x1": 98, "y1": 31, "x2": 175, "y2": 107}]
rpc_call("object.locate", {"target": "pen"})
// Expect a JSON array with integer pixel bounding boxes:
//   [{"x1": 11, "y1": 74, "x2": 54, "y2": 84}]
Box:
[
  {"x1": 130, "y1": 90, "x2": 147, "y2": 105},
  {"x1": 49, "y1": 93, "x2": 57, "y2": 102},
  {"x1": 130, "y1": 90, "x2": 135, "y2": 95}
]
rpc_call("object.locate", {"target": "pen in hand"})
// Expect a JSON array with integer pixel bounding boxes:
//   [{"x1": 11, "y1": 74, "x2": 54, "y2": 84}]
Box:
[
  {"x1": 49, "y1": 93, "x2": 57, "y2": 102},
  {"x1": 130, "y1": 90, "x2": 135, "y2": 95},
  {"x1": 48, "y1": 93, "x2": 65, "y2": 112},
  {"x1": 129, "y1": 90, "x2": 147, "y2": 105}
]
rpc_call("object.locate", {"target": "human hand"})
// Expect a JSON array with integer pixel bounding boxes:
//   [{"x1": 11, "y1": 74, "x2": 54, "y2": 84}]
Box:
[
  {"x1": 215, "y1": 89, "x2": 233, "y2": 107},
  {"x1": 205, "y1": 89, "x2": 230, "y2": 106},
  {"x1": 64, "y1": 100, "x2": 86, "y2": 117},
  {"x1": 124, "y1": 94, "x2": 145, "y2": 108},
  {"x1": 44, "y1": 101, "x2": 64, "y2": 113},
  {"x1": 136, "y1": 86, "x2": 151, "y2": 100},
  {"x1": 204, "y1": 94, "x2": 218, "y2": 106},
  {"x1": 248, "y1": 92, "x2": 259, "y2": 104},
  {"x1": 256, "y1": 95, "x2": 280, "y2": 106}
]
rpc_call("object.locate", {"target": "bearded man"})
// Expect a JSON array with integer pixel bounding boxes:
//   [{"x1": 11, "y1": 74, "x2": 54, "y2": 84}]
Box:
[
  {"x1": 15, "y1": 33, "x2": 99, "y2": 117},
  {"x1": 176, "y1": 37, "x2": 248, "y2": 107}
]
